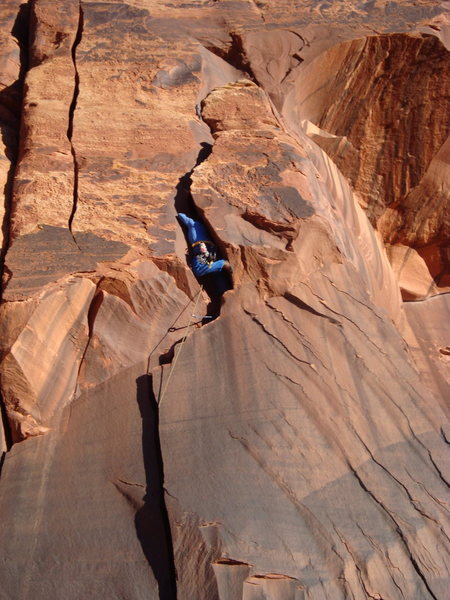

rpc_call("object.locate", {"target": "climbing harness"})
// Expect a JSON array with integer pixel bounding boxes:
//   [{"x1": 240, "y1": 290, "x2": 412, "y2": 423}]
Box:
[{"x1": 157, "y1": 286, "x2": 203, "y2": 407}]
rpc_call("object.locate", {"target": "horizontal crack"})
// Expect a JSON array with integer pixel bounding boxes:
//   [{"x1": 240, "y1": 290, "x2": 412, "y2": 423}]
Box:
[{"x1": 116, "y1": 478, "x2": 145, "y2": 488}]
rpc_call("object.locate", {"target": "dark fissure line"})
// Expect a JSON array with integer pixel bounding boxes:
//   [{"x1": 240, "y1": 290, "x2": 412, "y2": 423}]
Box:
[
  {"x1": 0, "y1": 1, "x2": 31, "y2": 283},
  {"x1": 441, "y1": 426, "x2": 450, "y2": 445},
  {"x1": 0, "y1": 450, "x2": 5, "y2": 480},
  {"x1": 0, "y1": 390, "x2": 12, "y2": 451},
  {"x1": 283, "y1": 291, "x2": 341, "y2": 326},
  {"x1": 135, "y1": 375, "x2": 178, "y2": 599},
  {"x1": 0, "y1": 1, "x2": 32, "y2": 471},
  {"x1": 0, "y1": 391, "x2": 13, "y2": 478},
  {"x1": 174, "y1": 141, "x2": 212, "y2": 216},
  {"x1": 174, "y1": 141, "x2": 213, "y2": 255},
  {"x1": 67, "y1": 1, "x2": 84, "y2": 241},
  {"x1": 74, "y1": 289, "x2": 103, "y2": 385},
  {"x1": 174, "y1": 140, "x2": 233, "y2": 317}
]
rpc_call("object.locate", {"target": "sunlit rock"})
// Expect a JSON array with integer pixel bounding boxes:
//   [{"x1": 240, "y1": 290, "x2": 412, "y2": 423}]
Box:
[{"x1": 0, "y1": 1, "x2": 448, "y2": 599}]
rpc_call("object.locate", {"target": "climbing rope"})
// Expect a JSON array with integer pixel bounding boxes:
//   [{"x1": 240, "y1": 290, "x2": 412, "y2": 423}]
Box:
[
  {"x1": 145, "y1": 285, "x2": 207, "y2": 375},
  {"x1": 146, "y1": 296, "x2": 191, "y2": 374},
  {"x1": 157, "y1": 286, "x2": 203, "y2": 407}
]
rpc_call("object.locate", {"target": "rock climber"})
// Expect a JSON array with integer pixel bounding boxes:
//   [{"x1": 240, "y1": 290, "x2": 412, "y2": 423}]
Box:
[{"x1": 177, "y1": 212, "x2": 232, "y2": 279}]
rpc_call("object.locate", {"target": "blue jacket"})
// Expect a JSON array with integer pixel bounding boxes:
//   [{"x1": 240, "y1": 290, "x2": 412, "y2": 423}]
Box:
[{"x1": 178, "y1": 213, "x2": 226, "y2": 277}]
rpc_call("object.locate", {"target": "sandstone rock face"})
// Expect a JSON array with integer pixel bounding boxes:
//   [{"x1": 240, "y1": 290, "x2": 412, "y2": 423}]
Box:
[
  {"x1": 10, "y1": 0, "x2": 80, "y2": 240},
  {"x1": 403, "y1": 293, "x2": 450, "y2": 409},
  {"x1": 1, "y1": 276, "x2": 95, "y2": 441},
  {"x1": 0, "y1": 1, "x2": 449, "y2": 599},
  {"x1": 0, "y1": 0, "x2": 25, "y2": 255},
  {"x1": 282, "y1": 32, "x2": 450, "y2": 299},
  {"x1": 156, "y1": 77, "x2": 449, "y2": 600}
]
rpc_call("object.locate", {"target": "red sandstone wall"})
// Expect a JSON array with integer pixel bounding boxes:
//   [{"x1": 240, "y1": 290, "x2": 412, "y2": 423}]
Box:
[{"x1": 0, "y1": 2, "x2": 449, "y2": 599}]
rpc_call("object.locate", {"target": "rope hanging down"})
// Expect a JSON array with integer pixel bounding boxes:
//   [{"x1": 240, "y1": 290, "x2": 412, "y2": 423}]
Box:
[
  {"x1": 146, "y1": 292, "x2": 198, "y2": 375},
  {"x1": 157, "y1": 286, "x2": 203, "y2": 407}
]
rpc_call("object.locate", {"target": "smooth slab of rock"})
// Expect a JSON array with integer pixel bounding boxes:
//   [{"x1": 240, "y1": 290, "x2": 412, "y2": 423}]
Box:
[
  {"x1": 0, "y1": 277, "x2": 95, "y2": 441},
  {"x1": 386, "y1": 243, "x2": 440, "y2": 300},
  {"x1": 157, "y1": 284, "x2": 450, "y2": 599},
  {"x1": 243, "y1": 574, "x2": 303, "y2": 600},
  {"x1": 403, "y1": 293, "x2": 450, "y2": 407},
  {"x1": 0, "y1": 363, "x2": 165, "y2": 599},
  {"x1": 3, "y1": 225, "x2": 129, "y2": 300}
]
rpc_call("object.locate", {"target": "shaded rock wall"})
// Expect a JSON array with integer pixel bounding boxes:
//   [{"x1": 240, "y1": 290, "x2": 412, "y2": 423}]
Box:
[
  {"x1": 0, "y1": 1, "x2": 449, "y2": 599},
  {"x1": 0, "y1": 0, "x2": 29, "y2": 459},
  {"x1": 0, "y1": 0, "x2": 26, "y2": 254},
  {"x1": 281, "y1": 32, "x2": 450, "y2": 299}
]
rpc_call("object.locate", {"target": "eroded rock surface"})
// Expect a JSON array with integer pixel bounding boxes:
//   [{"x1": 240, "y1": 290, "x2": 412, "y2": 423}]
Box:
[
  {"x1": 0, "y1": 0, "x2": 26, "y2": 255},
  {"x1": 155, "y1": 77, "x2": 450, "y2": 600},
  {"x1": 283, "y1": 32, "x2": 450, "y2": 299},
  {"x1": 0, "y1": 1, "x2": 448, "y2": 599}
]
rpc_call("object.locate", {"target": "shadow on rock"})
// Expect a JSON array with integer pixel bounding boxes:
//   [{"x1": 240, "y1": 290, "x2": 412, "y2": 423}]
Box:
[
  {"x1": 0, "y1": 2, "x2": 30, "y2": 262},
  {"x1": 174, "y1": 141, "x2": 212, "y2": 215},
  {"x1": 173, "y1": 142, "x2": 233, "y2": 317},
  {"x1": 201, "y1": 271, "x2": 232, "y2": 319},
  {"x1": 135, "y1": 375, "x2": 177, "y2": 600}
]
